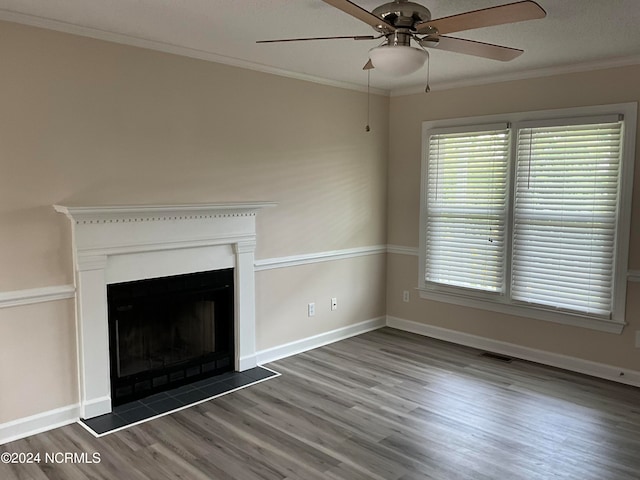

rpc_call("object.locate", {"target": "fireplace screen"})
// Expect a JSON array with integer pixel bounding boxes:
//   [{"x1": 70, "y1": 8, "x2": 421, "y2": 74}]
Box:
[{"x1": 107, "y1": 268, "x2": 234, "y2": 405}]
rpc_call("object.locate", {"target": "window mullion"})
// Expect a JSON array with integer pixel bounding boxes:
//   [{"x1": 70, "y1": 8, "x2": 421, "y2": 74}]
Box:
[{"x1": 505, "y1": 122, "x2": 518, "y2": 301}]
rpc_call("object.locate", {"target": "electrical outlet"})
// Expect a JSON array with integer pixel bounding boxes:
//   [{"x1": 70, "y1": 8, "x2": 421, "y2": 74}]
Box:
[
  {"x1": 403, "y1": 290, "x2": 410, "y2": 303},
  {"x1": 331, "y1": 297, "x2": 338, "y2": 311},
  {"x1": 308, "y1": 302, "x2": 315, "y2": 317}
]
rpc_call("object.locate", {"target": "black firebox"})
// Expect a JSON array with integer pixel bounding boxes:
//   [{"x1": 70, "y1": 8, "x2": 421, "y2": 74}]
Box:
[{"x1": 107, "y1": 268, "x2": 234, "y2": 406}]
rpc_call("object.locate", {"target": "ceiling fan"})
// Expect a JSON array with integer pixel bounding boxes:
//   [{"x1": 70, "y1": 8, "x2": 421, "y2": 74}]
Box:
[{"x1": 258, "y1": 0, "x2": 546, "y2": 80}]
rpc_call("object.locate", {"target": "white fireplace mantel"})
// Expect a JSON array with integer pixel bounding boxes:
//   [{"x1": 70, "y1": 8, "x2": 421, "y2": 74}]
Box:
[{"x1": 54, "y1": 202, "x2": 275, "y2": 419}]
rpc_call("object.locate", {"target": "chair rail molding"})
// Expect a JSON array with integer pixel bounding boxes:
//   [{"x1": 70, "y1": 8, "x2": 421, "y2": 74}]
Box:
[
  {"x1": 0, "y1": 285, "x2": 75, "y2": 309},
  {"x1": 255, "y1": 245, "x2": 387, "y2": 271}
]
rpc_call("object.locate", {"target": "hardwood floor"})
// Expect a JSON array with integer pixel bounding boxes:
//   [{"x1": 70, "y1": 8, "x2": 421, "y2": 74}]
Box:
[{"x1": 2, "y1": 327, "x2": 640, "y2": 479}]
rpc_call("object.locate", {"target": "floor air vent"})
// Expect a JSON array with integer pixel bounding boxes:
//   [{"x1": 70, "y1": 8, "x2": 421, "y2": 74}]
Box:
[{"x1": 481, "y1": 352, "x2": 514, "y2": 363}]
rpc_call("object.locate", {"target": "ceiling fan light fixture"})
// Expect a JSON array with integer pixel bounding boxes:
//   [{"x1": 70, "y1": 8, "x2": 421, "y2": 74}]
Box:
[{"x1": 369, "y1": 45, "x2": 428, "y2": 75}]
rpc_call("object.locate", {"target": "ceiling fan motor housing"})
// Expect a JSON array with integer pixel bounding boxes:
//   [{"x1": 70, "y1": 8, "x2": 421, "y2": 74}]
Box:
[{"x1": 371, "y1": 0, "x2": 432, "y2": 32}]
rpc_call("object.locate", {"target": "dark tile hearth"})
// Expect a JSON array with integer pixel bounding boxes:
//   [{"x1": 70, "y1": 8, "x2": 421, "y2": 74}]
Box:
[{"x1": 79, "y1": 367, "x2": 278, "y2": 436}]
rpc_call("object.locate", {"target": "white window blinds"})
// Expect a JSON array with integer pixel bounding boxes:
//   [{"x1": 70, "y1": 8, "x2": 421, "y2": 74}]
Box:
[
  {"x1": 512, "y1": 120, "x2": 623, "y2": 317},
  {"x1": 425, "y1": 126, "x2": 509, "y2": 292}
]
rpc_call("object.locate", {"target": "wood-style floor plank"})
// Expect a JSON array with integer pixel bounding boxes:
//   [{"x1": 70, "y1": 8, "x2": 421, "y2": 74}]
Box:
[{"x1": 2, "y1": 327, "x2": 640, "y2": 479}]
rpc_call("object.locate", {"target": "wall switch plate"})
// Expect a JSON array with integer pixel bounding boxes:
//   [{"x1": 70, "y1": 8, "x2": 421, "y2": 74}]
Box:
[
  {"x1": 635, "y1": 330, "x2": 640, "y2": 348},
  {"x1": 331, "y1": 297, "x2": 337, "y2": 311},
  {"x1": 403, "y1": 291, "x2": 410, "y2": 303},
  {"x1": 308, "y1": 302, "x2": 315, "y2": 317}
]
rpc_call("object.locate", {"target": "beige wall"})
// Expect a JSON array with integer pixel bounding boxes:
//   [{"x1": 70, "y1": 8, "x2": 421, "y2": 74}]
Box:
[
  {"x1": 257, "y1": 255, "x2": 387, "y2": 350},
  {"x1": 0, "y1": 21, "x2": 388, "y2": 423},
  {"x1": 387, "y1": 65, "x2": 640, "y2": 370},
  {"x1": 0, "y1": 300, "x2": 77, "y2": 423},
  {"x1": 3, "y1": 16, "x2": 639, "y2": 429}
]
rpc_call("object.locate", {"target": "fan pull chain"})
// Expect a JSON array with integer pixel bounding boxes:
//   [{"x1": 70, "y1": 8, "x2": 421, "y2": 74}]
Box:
[
  {"x1": 365, "y1": 69, "x2": 371, "y2": 132},
  {"x1": 425, "y1": 51, "x2": 431, "y2": 93},
  {"x1": 413, "y1": 37, "x2": 431, "y2": 93}
]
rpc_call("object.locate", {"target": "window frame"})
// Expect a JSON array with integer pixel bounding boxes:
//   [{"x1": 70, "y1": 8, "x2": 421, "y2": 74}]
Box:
[{"x1": 418, "y1": 103, "x2": 637, "y2": 334}]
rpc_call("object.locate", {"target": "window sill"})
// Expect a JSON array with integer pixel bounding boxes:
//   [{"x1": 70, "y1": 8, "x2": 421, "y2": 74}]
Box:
[{"x1": 417, "y1": 288, "x2": 625, "y2": 334}]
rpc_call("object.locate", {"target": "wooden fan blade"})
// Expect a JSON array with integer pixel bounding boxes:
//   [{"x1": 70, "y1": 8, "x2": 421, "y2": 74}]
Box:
[
  {"x1": 257, "y1": 35, "x2": 376, "y2": 43},
  {"x1": 426, "y1": 35, "x2": 523, "y2": 61},
  {"x1": 321, "y1": 0, "x2": 396, "y2": 32},
  {"x1": 363, "y1": 59, "x2": 374, "y2": 70},
  {"x1": 415, "y1": 1, "x2": 546, "y2": 35}
]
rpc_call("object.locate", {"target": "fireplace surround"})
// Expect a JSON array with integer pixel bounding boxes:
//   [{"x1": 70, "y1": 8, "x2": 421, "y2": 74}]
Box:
[{"x1": 54, "y1": 202, "x2": 275, "y2": 419}]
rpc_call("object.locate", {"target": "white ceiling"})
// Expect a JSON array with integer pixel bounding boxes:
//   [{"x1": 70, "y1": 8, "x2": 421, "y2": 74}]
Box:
[{"x1": 2, "y1": 0, "x2": 640, "y2": 95}]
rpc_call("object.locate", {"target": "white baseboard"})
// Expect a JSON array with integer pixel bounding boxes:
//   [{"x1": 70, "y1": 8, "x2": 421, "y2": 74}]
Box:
[
  {"x1": 0, "y1": 403, "x2": 80, "y2": 446},
  {"x1": 386, "y1": 316, "x2": 640, "y2": 388},
  {"x1": 256, "y1": 317, "x2": 386, "y2": 365},
  {"x1": 238, "y1": 355, "x2": 258, "y2": 372},
  {"x1": 81, "y1": 396, "x2": 112, "y2": 420}
]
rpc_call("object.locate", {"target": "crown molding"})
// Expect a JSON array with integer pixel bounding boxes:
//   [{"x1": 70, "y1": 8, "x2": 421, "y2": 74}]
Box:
[
  {"x1": 391, "y1": 54, "x2": 640, "y2": 97},
  {"x1": 0, "y1": 9, "x2": 390, "y2": 97},
  {"x1": 4, "y1": 9, "x2": 640, "y2": 99}
]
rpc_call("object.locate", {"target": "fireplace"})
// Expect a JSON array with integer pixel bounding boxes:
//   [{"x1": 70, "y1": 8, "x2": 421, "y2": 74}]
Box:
[
  {"x1": 108, "y1": 269, "x2": 234, "y2": 405},
  {"x1": 54, "y1": 202, "x2": 275, "y2": 419}
]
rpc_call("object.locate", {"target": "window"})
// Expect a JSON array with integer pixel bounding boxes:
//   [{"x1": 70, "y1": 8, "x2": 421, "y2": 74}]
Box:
[
  {"x1": 419, "y1": 104, "x2": 636, "y2": 333},
  {"x1": 425, "y1": 125, "x2": 509, "y2": 293}
]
